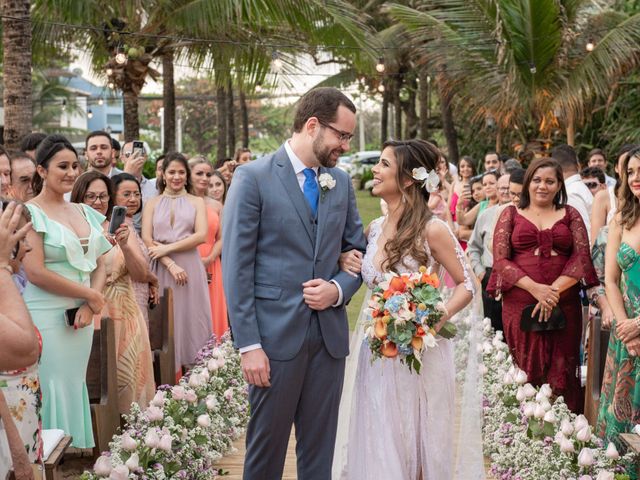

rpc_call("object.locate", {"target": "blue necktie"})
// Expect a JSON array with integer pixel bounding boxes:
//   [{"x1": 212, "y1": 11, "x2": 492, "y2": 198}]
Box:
[{"x1": 302, "y1": 168, "x2": 319, "y2": 217}]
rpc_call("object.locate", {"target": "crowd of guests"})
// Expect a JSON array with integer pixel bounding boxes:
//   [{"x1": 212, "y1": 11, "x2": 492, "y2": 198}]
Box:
[
  {"x1": 0, "y1": 131, "x2": 242, "y2": 474},
  {"x1": 433, "y1": 144, "x2": 640, "y2": 451}
]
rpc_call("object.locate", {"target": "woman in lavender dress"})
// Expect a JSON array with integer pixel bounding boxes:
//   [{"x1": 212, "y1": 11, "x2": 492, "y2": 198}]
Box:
[{"x1": 141, "y1": 153, "x2": 212, "y2": 374}]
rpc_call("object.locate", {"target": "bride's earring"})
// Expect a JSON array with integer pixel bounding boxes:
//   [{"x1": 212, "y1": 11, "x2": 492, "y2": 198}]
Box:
[{"x1": 402, "y1": 194, "x2": 407, "y2": 204}]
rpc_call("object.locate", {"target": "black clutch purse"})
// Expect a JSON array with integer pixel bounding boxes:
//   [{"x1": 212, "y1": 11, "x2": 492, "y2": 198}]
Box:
[{"x1": 520, "y1": 304, "x2": 566, "y2": 332}]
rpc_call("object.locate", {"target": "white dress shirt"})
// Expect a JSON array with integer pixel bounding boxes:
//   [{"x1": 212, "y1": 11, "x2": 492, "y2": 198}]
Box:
[
  {"x1": 605, "y1": 174, "x2": 616, "y2": 188},
  {"x1": 239, "y1": 141, "x2": 344, "y2": 354},
  {"x1": 564, "y1": 173, "x2": 593, "y2": 241}
]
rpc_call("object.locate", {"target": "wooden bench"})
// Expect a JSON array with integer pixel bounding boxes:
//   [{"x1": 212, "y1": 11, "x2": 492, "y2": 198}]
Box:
[
  {"x1": 148, "y1": 288, "x2": 176, "y2": 386},
  {"x1": 584, "y1": 314, "x2": 610, "y2": 426},
  {"x1": 43, "y1": 434, "x2": 72, "y2": 480},
  {"x1": 620, "y1": 433, "x2": 640, "y2": 477},
  {"x1": 86, "y1": 317, "x2": 120, "y2": 458}
]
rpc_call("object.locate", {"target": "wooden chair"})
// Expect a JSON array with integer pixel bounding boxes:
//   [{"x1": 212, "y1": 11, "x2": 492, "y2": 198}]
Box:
[
  {"x1": 43, "y1": 434, "x2": 72, "y2": 480},
  {"x1": 620, "y1": 433, "x2": 640, "y2": 477},
  {"x1": 584, "y1": 314, "x2": 611, "y2": 426},
  {"x1": 148, "y1": 288, "x2": 176, "y2": 387},
  {"x1": 86, "y1": 317, "x2": 120, "y2": 458}
]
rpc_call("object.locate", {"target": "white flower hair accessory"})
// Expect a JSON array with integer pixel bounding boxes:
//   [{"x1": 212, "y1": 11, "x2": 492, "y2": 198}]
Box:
[{"x1": 412, "y1": 167, "x2": 440, "y2": 193}]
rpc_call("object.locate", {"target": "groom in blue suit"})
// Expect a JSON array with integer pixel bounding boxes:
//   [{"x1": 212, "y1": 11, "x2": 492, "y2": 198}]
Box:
[{"x1": 222, "y1": 87, "x2": 366, "y2": 479}]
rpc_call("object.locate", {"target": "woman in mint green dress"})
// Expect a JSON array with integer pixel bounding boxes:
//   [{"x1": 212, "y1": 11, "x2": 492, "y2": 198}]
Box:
[
  {"x1": 22, "y1": 135, "x2": 112, "y2": 448},
  {"x1": 597, "y1": 148, "x2": 640, "y2": 454}
]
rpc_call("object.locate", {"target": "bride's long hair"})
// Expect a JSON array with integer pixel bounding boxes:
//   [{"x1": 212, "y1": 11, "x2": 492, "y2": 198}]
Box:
[{"x1": 381, "y1": 139, "x2": 439, "y2": 272}]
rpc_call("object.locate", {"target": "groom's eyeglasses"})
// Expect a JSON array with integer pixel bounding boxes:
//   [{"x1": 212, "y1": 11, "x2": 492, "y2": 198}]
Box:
[{"x1": 317, "y1": 120, "x2": 354, "y2": 144}]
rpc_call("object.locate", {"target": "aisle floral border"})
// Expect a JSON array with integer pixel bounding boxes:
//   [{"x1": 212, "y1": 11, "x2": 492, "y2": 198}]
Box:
[
  {"x1": 479, "y1": 317, "x2": 636, "y2": 480},
  {"x1": 81, "y1": 333, "x2": 249, "y2": 479}
]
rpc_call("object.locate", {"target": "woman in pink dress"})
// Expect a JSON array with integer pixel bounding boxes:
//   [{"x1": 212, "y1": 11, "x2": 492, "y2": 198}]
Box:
[{"x1": 189, "y1": 157, "x2": 228, "y2": 341}]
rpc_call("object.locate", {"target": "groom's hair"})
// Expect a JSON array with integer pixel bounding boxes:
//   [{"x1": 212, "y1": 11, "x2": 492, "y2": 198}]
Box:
[{"x1": 293, "y1": 87, "x2": 356, "y2": 133}]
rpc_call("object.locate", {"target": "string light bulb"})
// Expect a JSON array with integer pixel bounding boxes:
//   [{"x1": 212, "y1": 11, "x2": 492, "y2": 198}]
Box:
[
  {"x1": 271, "y1": 51, "x2": 283, "y2": 72},
  {"x1": 108, "y1": 81, "x2": 115, "y2": 89},
  {"x1": 115, "y1": 48, "x2": 127, "y2": 65},
  {"x1": 61, "y1": 99, "x2": 67, "y2": 111},
  {"x1": 529, "y1": 62, "x2": 537, "y2": 74},
  {"x1": 377, "y1": 84, "x2": 385, "y2": 93},
  {"x1": 87, "y1": 109, "x2": 93, "y2": 119},
  {"x1": 375, "y1": 57, "x2": 385, "y2": 73},
  {"x1": 586, "y1": 38, "x2": 595, "y2": 52},
  {"x1": 106, "y1": 68, "x2": 113, "y2": 76},
  {"x1": 255, "y1": 83, "x2": 262, "y2": 94},
  {"x1": 98, "y1": 98, "x2": 104, "y2": 106}
]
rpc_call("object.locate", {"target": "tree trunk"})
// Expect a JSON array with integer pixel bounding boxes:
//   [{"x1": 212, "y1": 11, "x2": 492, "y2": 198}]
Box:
[
  {"x1": 393, "y1": 78, "x2": 402, "y2": 139},
  {"x1": 418, "y1": 68, "x2": 429, "y2": 139},
  {"x1": 216, "y1": 85, "x2": 228, "y2": 162},
  {"x1": 122, "y1": 88, "x2": 139, "y2": 142},
  {"x1": 2, "y1": 0, "x2": 32, "y2": 148},
  {"x1": 162, "y1": 50, "x2": 176, "y2": 152},
  {"x1": 380, "y1": 86, "x2": 389, "y2": 145},
  {"x1": 240, "y1": 89, "x2": 249, "y2": 148},
  {"x1": 403, "y1": 76, "x2": 418, "y2": 139},
  {"x1": 227, "y1": 80, "x2": 236, "y2": 157},
  {"x1": 436, "y1": 72, "x2": 459, "y2": 164},
  {"x1": 566, "y1": 112, "x2": 575, "y2": 147}
]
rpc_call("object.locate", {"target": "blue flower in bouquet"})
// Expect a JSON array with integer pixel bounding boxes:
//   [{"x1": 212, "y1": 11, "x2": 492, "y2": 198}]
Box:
[
  {"x1": 384, "y1": 294, "x2": 407, "y2": 314},
  {"x1": 398, "y1": 344, "x2": 413, "y2": 356}
]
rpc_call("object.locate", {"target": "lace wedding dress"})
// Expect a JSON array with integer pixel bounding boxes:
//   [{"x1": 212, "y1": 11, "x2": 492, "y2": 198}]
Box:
[{"x1": 333, "y1": 216, "x2": 486, "y2": 480}]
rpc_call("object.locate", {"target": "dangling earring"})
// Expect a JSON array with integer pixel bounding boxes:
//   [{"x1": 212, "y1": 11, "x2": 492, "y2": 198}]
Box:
[{"x1": 401, "y1": 194, "x2": 407, "y2": 204}]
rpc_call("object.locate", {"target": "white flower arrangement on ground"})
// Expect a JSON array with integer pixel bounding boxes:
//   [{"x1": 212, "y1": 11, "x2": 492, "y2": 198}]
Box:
[
  {"x1": 81, "y1": 333, "x2": 249, "y2": 480},
  {"x1": 479, "y1": 317, "x2": 636, "y2": 480}
]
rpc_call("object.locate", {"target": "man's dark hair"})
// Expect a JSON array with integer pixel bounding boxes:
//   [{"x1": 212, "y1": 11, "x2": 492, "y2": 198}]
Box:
[
  {"x1": 85, "y1": 130, "x2": 112, "y2": 147},
  {"x1": 509, "y1": 167, "x2": 525, "y2": 185},
  {"x1": 292, "y1": 87, "x2": 356, "y2": 133},
  {"x1": 551, "y1": 144, "x2": 578, "y2": 170},
  {"x1": 19, "y1": 132, "x2": 46, "y2": 152},
  {"x1": 111, "y1": 137, "x2": 121, "y2": 152},
  {"x1": 587, "y1": 148, "x2": 606, "y2": 163},
  {"x1": 580, "y1": 166, "x2": 606, "y2": 184}
]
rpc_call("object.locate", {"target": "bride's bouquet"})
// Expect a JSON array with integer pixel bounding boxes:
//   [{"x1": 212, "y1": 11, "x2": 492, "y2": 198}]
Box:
[{"x1": 364, "y1": 266, "x2": 457, "y2": 373}]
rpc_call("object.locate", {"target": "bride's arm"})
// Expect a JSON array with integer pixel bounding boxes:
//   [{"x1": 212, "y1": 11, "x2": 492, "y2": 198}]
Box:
[{"x1": 425, "y1": 220, "x2": 474, "y2": 328}]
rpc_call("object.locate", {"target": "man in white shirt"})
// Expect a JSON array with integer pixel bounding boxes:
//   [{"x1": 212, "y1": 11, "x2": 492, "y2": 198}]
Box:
[
  {"x1": 586, "y1": 148, "x2": 616, "y2": 188},
  {"x1": 551, "y1": 144, "x2": 593, "y2": 241}
]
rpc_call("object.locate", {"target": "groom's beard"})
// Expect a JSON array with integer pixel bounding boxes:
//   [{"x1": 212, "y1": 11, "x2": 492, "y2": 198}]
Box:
[{"x1": 313, "y1": 133, "x2": 343, "y2": 168}]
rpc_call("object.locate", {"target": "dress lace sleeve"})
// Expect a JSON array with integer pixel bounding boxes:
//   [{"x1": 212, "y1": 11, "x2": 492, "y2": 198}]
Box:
[
  {"x1": 486, "y1": 205, "x2": 527, "y2": 297},
  {"x1": 561, "y1": 205, "x2": 599, "y2": 288},
  {"x1": 427, "y1": 217, "x2": 475, "y2": 295}
]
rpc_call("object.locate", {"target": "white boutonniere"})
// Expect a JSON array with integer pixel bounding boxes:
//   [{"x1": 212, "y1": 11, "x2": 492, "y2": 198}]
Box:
[{"x1": 318, "y1": 172, "x2": 336, "y2": 200}]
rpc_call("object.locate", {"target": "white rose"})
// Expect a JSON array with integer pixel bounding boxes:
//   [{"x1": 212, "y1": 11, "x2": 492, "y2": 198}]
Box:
[
  {"x1": 539, "y1": 383, "x2": 553, "y2": 398},
  {"x1": 207, "y1": 358, "x2": 219, "y2": 372},
  {"x1": 189, "y1": 373, "x2": 204, "y2": 388},
  {"x1": 574, "y1": 414, "x2": 589, "y2": 432},
  {"x1": 144, "y1": 429, "x2": 160, "y2": 448},
  {"x1": 224, "y1": 388, "x2": 234, "y2": 401},
  {"x1": 560, "y1": 419, "x2": 574, "y2": 436},
  {"x1": 109, "y1": 465, "x2": 129, "y2": 480},
  {"x1": 211, "y1": 347, "x2": 223, "y2": 359},
  {"x1": 578, "y1": 447, "x2": 594, "y2": 467},
  {"x1": 522, "y1": 384, "x2": 537, "y2": 398},
  {"x1": 197, "y1": 414, "x2": 211, "y2": 428},
  {"x1": 424, "y1": 333, "x2": 437, "y2": 349},
  {"x1": 495, "y1": 351, "x2": 506, "y2": 362},
  {"x1": 533, "y1": 404, "x2": 546, "y2": 419},
  {"x1": 125, "y1": 452, "x2": 139, "y2": 471},
  {"x1": 200, "y1": 368, "x2": 210, "y2": 381},
  {"x1": 576, "y1": 426, "x2": 592, "y2": 442},
  {"x1": 578, "y1": 476, "x2": 593, "y2": 480},
  {"x1": 483, "y1": 342, "x2": 493, "y2": 354},
  {"x1": 120, "y1": 433, "x2": 137, "y2": 452},
  {"x1": 514, "y1": 370, "x2": 528, "y2": 385},
  {"x1": 171, "y1": 385, "x2": 187, "y2": 401},
  {"x1": 150, "y1": 391, "x2": 165, "y2": 407},
  {"x1": 596, "y1": 471, "x2": 615, "y2": 480},
  {"x1": 94, "y1": 455, "x2": 112, "y2": 476},
  {"x1": 515, "y1": 387, "x2": 526, "y2": 403},
  {"x1": 494, "y1": 330, "x2": 504, "y2": 342},
  {"x1": 216, "y1": 357, "x2": 226, "y2": 369},
  {"x1": 543, "y1": 410, "x2": 557, "y2": 423},
  {"x1": 482, "y1": 318, "x2": 491, "y2": 328},
  {"x1": 158, "y1": 434, "x2": 172, "y2": 452},
  {"x1": 560, "y1": 437, "x2": 575, "y2": 453},
  {"x1": 523, "y1": 402, "x2": 536, "y2": 418},
  {"x1": 145, "y1": 405, "x2": 164, "y2": 422},
  {"x1": 206, "y1": 395, "x2": 218, "y2": 411},
  {"x1": 605, "y1": 442, "x2": 620, "y2": 459},
  {"x1": 539, "y1": 399, "x2": 552, "y2": 412},
  {"x1": 554, "y1": 431, "x2": 566, "y2": 444},
  {"x1": 502, "y1": 373, "x2": 514, "y2": 385},
  {"x1": 185, "y1": 389, "x2": 198, "y2": 403}
]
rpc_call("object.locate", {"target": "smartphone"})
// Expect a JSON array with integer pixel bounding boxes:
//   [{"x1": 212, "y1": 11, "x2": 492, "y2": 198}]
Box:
[
  {"x1": 108, "y1": 206, "x2": 127, "y2": 235},
  {"x1": 64, "y1": 307, "x2": 80, "y2": 327},
  {"x1": 132, "y1": 140, "x2": 145, "y2": 156}
]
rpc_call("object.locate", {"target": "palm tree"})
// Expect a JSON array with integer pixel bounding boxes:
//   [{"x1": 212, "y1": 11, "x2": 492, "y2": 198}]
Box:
[
  {"x1": 2, "y1": 0, "x2": 32, "y2": 148},
  {"x1": 389, "y1": 0, "x2": 640, "y2": 150}
]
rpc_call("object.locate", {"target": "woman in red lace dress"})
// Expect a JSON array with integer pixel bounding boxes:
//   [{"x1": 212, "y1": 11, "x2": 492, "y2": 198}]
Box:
[{"x1": 488, "y1": 157, "x2": 598, "y2": 413}]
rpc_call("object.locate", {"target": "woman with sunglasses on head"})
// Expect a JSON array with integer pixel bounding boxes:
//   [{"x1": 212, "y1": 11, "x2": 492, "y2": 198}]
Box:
[
  {"x1": 189, "y1": 156, "x2": 228, "y2": 342},
  {"x1": 71, "y1": 171, "x2": 155, "y2": 413},
  {"x1": 142, "y1": 153, "x2": 212, "y2": 375},
  {"x1": 22, "y1": 135, "x2": 112, "y2": 449}
]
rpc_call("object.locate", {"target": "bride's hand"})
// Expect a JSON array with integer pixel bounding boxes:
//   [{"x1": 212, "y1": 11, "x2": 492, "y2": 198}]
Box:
[{"x1": 339, "y1": 250, "x2": 363, "y2": 277}]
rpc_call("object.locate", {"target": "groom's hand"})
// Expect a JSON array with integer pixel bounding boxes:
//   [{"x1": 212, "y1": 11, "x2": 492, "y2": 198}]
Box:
[
  {"x1": 302, "y1": 278, "x2": 339, "y2": 310},
  {"x1": 241, "y1": 349, "x2": 271, "y2": 387}
]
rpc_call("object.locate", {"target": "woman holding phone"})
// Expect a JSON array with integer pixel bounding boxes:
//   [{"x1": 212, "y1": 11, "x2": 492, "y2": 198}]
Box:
[
  {"x1": 71, "y1": 171, "x2": 155, "y2": 413},
  {"x1": 22, "y1": 135, "x2": 111, "y2": 448}
]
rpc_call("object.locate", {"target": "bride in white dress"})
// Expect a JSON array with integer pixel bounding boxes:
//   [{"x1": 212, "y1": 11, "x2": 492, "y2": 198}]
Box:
[{"x1": 334, "y1": 139, "x2": 479, "y2": 479}]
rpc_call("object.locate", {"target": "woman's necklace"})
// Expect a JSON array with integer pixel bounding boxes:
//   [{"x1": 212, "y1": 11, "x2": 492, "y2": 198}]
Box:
[{"x1": 162, "y1": 188, "x2": 187, "y2": 199}]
